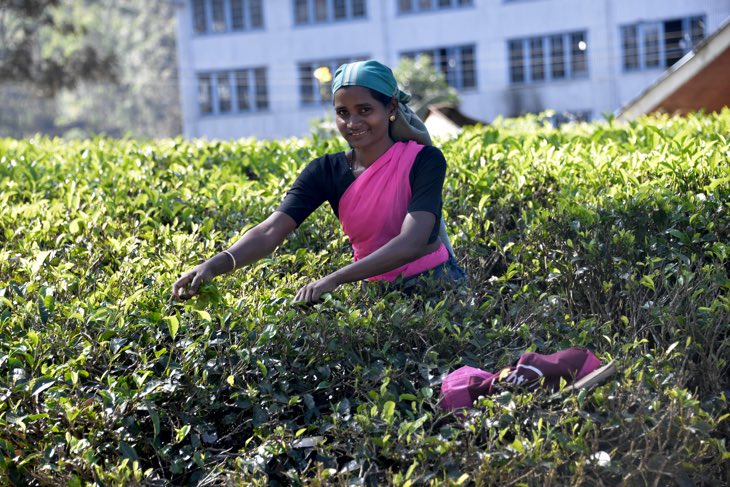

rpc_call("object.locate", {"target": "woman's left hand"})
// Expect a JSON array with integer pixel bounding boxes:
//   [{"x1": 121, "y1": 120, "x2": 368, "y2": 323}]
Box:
[{"x1": 295, "y1": 275, "x2": 340, "y2": 303}]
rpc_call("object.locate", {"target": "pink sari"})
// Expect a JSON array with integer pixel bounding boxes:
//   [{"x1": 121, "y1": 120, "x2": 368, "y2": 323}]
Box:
[{"x1": 339, "y1": 141, "x2": 449, "y2": 282}]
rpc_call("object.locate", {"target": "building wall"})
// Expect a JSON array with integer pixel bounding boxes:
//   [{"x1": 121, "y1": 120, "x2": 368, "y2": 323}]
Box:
[{"x1": 176, "y1": 0, "x2": 730, "y2": 139}]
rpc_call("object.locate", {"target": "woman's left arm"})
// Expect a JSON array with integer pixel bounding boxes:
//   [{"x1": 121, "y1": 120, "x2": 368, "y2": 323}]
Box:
[{"x1": 294, "y1": 211, "x2": 435, "y2": 303}]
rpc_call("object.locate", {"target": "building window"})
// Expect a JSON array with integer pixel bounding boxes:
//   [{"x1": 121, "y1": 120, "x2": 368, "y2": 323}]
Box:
[
  {"x1": 401, "y1": 45, "x2": 477, "y2": 89},
  {"x1": 334, "y1": 0, "x2": 347, "y2": 19},
  {"x1": 197, "y1": 67, "x2": 268, "y2": 116},
  {"x1": 231, "y1": 0, "x2": 263, "y2": 30},
  {"x1": 216, "y1": 72, "x2": 232, "y2": 112},
  {"x1": 352, "y1": 0, "x2": 365, "y2": 17},
  {"x1": 549, "y1": 35, "x2": 565, "y2": 79},
  {"x1": 620, "y1": 15, "x2": 705, "y2": 71},
  {"x1": 198, "y1": 74, "x2": 213, "y2": 114},
  {"x1": 235, "y1": 70, "x2": 250, "y2": 111},
  {"x1": 570, "y1": 32, "x2": 587, "y2": 76},
  {"x1": 254, "y1": 67, "x2": 269, "y2": 110},
  {"x1": 249, "y1": 0, "x2": 264, "y2": 26},
  {"x1": 508, "y1": 40, "x2": 524, "y2": 83},
  {"x1": 293, "y1": 0, "x2": 367, "y2": 25},
  {"x1": 643, "y1": 24, "x2": 660, "y2": 68},
  {"x1": 192, "y1": 0, "x2": 264, "y2": 34},
  {"x1": 298, "y1": 57, "x2": 367, "y2": 105},
  {"x1": 398, "y1": 0, "x2": 473, "y2": 13},
  {"x1": 621, "y1": 25, "x2": 639, "y2": 70},
  {"x1": 193, "y1": 0, "x2": 207, "y2": 33},
  {"x1": 529, "y1": 37, "x2": 545, "y2": 81},
  {"x1": 508, "y1": 31, "x2": 588, "y2": 84},
  {"x1": 211, "y1": 0, "x2": 226, "y2": 32}
]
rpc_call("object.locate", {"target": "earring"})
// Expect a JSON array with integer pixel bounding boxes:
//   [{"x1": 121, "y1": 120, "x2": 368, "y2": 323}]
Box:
[{"x1": 389, "y1": 115, "x2": 396, "y2": 122}]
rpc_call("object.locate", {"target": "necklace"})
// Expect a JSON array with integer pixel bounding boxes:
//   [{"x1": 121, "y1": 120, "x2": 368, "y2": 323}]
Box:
[{"x1": 347, "y1": 149, "x2": 357, "y2": 173}]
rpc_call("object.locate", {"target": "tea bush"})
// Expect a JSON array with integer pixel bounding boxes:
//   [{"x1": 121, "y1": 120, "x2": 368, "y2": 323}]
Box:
[{"x1": 1, "y1": 111, "x2": 729, "y2": 485}]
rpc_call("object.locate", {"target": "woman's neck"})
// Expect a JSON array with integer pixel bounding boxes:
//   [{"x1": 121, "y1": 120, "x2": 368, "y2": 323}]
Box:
[{"x1": 354, "y1": 139, "x2": 396, "y2": 168}]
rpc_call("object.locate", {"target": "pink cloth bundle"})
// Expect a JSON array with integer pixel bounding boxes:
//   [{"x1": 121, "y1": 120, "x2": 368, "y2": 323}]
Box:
[{"x1": 440, "y1": 347, "x2": 602, "y2": 410}]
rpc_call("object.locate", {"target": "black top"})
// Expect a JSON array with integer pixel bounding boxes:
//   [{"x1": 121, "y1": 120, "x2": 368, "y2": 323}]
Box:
[{"x1": 277, "y1": 145, "x2": 446, "y2": 244}]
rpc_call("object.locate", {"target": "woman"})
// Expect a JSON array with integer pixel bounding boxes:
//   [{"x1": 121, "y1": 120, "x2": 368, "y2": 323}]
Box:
[{"x1": 172, "y1": 60, "x2": 465, "y2": 304}]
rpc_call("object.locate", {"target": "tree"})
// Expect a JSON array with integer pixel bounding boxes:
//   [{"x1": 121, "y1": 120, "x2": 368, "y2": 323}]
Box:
[
  {"x1": 0, "y1": 1, "x2": 180, "y2": 138},
  {"x1": 56, "y1": 0, "x2": 181, "y2": 138},
  {"x1": 393, "y1": 56, "x2": 460, "y2": 119},
  {"x1": 0, "y1": 0, "x2": 118, "y2": 96}
]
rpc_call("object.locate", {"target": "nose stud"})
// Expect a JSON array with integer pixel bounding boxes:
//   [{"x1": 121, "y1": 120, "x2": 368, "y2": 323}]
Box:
[{"x1": 389, "y1": 115, "x2": 396, "y2": 122}]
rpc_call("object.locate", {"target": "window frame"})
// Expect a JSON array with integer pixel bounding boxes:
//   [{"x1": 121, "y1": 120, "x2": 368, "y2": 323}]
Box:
[
  {"x1": 297, "y1": 56, "x2": 369, "y2": 106},
  {"x1": 193, "y1": 0, "x2": 207, "y2": 34},
  {"x1": 508, "y1": 30, "x2": 589, "y2": 85},
  {"x1": 400, "y1": 44, "x2": 478, "y2": 90},
  {"x1": 197, "y1": 67, "x2": 269, "y2": 117},
  {"x1": 397, "y1": 0, "x2": 474, "y2": 15},
  {"x1": 197, "y1": 73, "x2": 214, "y2": 114},
  {"x1": 192, "y1": 0, "x2": 265, "y2": 35},
  {"x1": 292, "y1": 0, "x2": 368, "y2": 26},
  {"x1": 620, "y1": 15, "x2": 706, "y2": 72}
]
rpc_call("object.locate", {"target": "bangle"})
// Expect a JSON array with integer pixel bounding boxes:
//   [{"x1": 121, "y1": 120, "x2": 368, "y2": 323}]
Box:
[{"x1": 222, "y1": 250, "x2": 237, "y2": 271}]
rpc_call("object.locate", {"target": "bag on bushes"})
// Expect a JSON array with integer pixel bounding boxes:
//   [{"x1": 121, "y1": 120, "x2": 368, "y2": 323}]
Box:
[{"x1": 440, "y1": 347, "x2": 613, "y2": 410}]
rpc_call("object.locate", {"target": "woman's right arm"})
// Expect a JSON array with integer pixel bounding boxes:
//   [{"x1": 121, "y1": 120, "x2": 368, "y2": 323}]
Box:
[{"x1": 171, "y1": 211, "x2": 297, "y2": 300}]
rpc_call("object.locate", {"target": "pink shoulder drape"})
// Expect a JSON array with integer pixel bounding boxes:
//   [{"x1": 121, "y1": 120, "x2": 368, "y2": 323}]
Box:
[{"x1": 338, "y1": 141, "x2": 448, "y2": 282}]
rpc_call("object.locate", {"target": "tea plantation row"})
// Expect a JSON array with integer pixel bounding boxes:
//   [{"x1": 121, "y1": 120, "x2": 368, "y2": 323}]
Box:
[{"x1": 1, "y1": 111, "x2": 729, "y2": 485}]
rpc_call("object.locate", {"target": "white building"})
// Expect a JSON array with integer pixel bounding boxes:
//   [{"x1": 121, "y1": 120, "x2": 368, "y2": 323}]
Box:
[{"x1": 175, "y1": 0, "x2": 730, "y2": 139}]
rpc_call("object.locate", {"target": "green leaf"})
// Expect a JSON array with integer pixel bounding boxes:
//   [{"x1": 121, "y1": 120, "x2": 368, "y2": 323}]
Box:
[
  {"x1": 665, "y1": 341, "x2": 679, "y2": 356},
  {"x1": 31, "y1": 378, "x2": 56, "y2": 397},
  {"x1": 31, "y1": 250, "x2": 51, "y2": 275},
  {"x1": 381, "y1": 401, "x2": 396, "y2": 421},
  {"x1": 164, "y1": 315, "x2": 179, "y2": 339},
  {"x1": 119, "y1": 441, "x2": 138, "y2": 461},
  {"x1": 26, "y1": 330, "x2": 40, "y2": 348},
  {"x1": 175, "y1": 424, "x2": 191, "y2": 443},
  {"x1": 511, "y1": 438, "x2": 525, "y2": 454},
  {"x1": 640, "y1": 275, "x2": 655, "y2": 291},
  {"x1": 146, "y1": 401, "x2": 160, "y2": 439},
  {"x1": 194, "y1": 309, "x2": 212, "y2": 321}
]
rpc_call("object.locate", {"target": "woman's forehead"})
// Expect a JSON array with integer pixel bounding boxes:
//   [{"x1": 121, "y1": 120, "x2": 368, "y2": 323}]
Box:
[{"x1": 333, "y1": 86, "x2": 377, "y2": 107}]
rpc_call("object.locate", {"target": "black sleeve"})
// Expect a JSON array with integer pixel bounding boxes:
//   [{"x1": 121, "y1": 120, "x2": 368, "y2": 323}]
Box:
[
  {"x1": 408, "y1": 146, "x2": 446, "y2": 217},
  {"x1": 276, "y1": 158, "x2": 328, "y2": 227}
]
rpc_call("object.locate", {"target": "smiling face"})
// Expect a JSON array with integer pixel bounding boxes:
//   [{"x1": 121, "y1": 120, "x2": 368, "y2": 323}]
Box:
[{"x1": 333, "y1": 86, "x2": 396, "y2": 152}]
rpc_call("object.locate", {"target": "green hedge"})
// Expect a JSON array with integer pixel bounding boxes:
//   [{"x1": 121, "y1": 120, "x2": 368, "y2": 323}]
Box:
[{"x1": 1, "y1": 111, "x2": 729, "y2": 485}]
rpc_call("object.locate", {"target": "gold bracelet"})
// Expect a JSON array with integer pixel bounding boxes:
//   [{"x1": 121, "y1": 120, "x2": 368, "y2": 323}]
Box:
[{"x1": 222, "y1": 250, "x2": 237, "y2": 271}]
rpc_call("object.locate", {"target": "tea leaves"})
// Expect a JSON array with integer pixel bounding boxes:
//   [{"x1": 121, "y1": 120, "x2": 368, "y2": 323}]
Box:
[{"x1": 1, "y1": 110, "x2": 729, "y2": 485}]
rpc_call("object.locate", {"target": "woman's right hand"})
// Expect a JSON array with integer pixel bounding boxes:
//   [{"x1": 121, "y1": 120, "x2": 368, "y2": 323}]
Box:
[{"x1": 171, "y1": 263, "x2": 215, "y2": 300}]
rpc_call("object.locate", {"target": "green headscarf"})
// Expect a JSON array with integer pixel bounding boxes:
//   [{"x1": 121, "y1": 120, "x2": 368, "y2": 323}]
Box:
[{"x1": 332, "y1": 60, "x2": 432, "y2": 146}]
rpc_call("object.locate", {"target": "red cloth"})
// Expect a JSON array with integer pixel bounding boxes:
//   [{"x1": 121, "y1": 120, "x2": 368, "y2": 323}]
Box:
[
  {"x1": 440, "y1": 348, "x2": 601, "y2": 410},
  {"x1": 338, "y1": 141, "x2": 449, "y2": 282}
]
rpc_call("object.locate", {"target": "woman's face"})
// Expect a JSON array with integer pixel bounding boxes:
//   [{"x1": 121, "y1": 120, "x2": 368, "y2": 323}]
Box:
[{"x1": 333, "y1": 86, "x2": 395, "y2": 151}]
